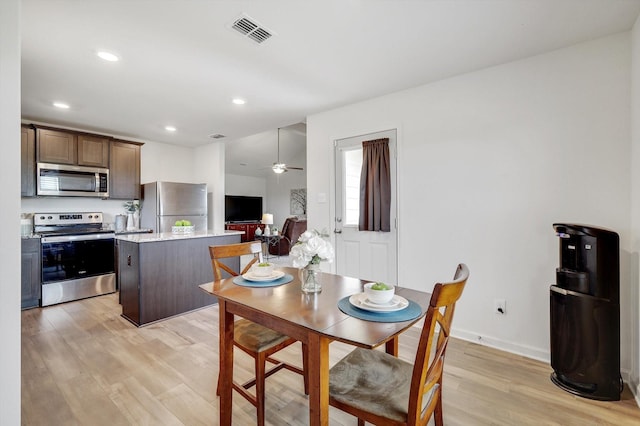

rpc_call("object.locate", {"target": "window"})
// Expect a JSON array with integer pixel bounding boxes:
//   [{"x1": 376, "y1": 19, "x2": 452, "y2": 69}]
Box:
[{"x1": 343, "y1": 148, "x2": 362, "y2": 226}]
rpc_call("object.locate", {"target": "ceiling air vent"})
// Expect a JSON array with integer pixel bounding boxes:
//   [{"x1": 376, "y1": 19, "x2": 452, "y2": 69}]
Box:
[
  {"x1": 209, "y1": 134, "x2": 226, "y2": 139},
  {"x1": 230, "y1": 15, "x2": 273, "y2": 44}
]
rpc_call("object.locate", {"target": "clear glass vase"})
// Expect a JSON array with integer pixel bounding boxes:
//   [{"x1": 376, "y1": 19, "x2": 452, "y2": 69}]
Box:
[{"x1": 301, "y1": 263, "x2": 322, "y2": 293}]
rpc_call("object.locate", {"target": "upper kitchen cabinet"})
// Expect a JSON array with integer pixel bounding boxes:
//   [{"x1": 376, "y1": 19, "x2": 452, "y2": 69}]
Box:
[
  {"x1": 24, "y1": 123, "x2": 142, "y2": 199},
  {"x1": 77, "y1": 134, "x2": 110, "y2": 168},
  {"x1": 36, "y1": 127, "x2": 77, "y2": 165},
  {"x1": 21, "y1": 125, "x2": 36, "y2": 197},
  {"x1": 110, "y1": 140, "x2": 142, "y2": 199},
  {"x1": 36, "y1": 127, "x2": 110, "y2": 167}
]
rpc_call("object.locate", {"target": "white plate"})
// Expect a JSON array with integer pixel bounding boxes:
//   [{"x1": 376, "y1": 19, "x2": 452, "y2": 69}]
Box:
[
  {"x1": 242, "y1": 270, "x2": 285, "y2": 282},
  {"x1": 360, "y1": 296, "x2": 402, "y2": 309},
  {"x1": 349, "y1": 293, "x2": 409, "y2": 312}
]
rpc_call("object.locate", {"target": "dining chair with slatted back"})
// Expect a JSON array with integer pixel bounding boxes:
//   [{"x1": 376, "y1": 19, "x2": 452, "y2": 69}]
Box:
[
  {"x1": 210, "y1": 240, "x2": 264, "y2": 280},
  {"x1": 329, "y1": 263, "x2": 469, "y2": 426},
  {"x1": 209, "y1": 241, "x2": 308, "y2": 426}
]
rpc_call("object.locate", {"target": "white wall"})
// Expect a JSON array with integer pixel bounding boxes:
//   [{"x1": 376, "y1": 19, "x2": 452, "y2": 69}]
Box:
[
  {"x1": 193, "y1": 142, "x2": 225, "y2": 232},
  {"x1": 1, "y1": 0, "x2": 21, "y2": 422},
  {"x1": 140, "y1": 140, "x2": 195, "y2": 184},
  {"x1": 225, "y1": 174, "x2": 267, "y2": 199},
  {"x1": 307, "y1": 33, "x2": 632, "y2": 372},
  {"x1": 630, "y1": 13, "x2": 640, "y2": 405}
]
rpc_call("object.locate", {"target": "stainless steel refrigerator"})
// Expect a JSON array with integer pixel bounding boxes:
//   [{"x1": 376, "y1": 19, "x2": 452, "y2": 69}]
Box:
[{"x1": 140, "y1": 182, "x2": 208, "y2": 233}]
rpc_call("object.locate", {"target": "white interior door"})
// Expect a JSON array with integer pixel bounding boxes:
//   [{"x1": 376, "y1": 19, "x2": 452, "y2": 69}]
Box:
[{"x1": 334, "y1": 129, "x2": 397, "y2": 284}]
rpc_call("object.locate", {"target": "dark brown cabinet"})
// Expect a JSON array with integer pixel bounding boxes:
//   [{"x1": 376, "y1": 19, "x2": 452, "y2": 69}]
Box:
[
  {"x1": 21, "y1": 125, "x2": 36, "y2": 197},
  {"x1": 109, "y1": 140, "x2": 142, "y2": 199},
  {"x1": 24, "y1": 124, "x2": 142, "y2": 199},
  {"x1": 21, "y1": 238, "x2": 41, "y2": 310},
  {"x1": 119, "y1": 234, "x2": 240, "y2": 326},
  {"x1": 77, "y1": 134, "x2": 110, "y2": 168},
  {"x1": 225, "y1": 222, "x2": 265, "y2": 242},
  {"x1": 36, "y1": 127, "x2": 77, "y2": 165},
  {"x1": 37, "y1": 127, "x2": 110, "y2": 167}
]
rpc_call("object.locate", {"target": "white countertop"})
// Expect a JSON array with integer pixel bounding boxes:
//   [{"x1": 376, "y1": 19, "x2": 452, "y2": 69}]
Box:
[
  {"x1": 116, "y1": 229, "x2": 243, "y2": 243},
  {"x1": 114, "y1": 228, "x2": 154, "y2": 235}
]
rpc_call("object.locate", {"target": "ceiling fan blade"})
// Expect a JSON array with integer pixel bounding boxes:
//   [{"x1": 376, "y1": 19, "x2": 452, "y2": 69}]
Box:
[{"x1": 286, "y1": 166, "x2": 304, "y2": 170}]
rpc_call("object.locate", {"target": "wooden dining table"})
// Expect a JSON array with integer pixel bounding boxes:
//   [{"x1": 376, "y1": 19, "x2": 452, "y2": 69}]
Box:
[{"x1": 199, "y1": 266, "x2": 431, "y2": 426}]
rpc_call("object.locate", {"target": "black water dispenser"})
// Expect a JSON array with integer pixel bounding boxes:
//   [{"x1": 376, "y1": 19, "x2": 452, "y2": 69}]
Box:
[{"x1": 550, "y1": 223, "x2": 622, "y2": 400}]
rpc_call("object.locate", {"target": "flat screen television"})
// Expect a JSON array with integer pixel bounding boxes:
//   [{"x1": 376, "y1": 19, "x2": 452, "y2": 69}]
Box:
[{"x1": 225, "y1": 195, "x2": 263, "y2": 223}]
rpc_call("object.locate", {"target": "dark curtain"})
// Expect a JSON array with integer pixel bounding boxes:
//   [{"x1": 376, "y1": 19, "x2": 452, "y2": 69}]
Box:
[{"x1": 359, "y1": 138, "x2": 391, "y2": 232}]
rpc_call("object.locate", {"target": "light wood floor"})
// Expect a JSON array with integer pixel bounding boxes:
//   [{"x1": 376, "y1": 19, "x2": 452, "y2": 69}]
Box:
[{"x1": 22, "y1": 293, "x2": 640, "y2": 425}]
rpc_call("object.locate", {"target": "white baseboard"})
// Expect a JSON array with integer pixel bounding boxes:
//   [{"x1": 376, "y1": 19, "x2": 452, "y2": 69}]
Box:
[{"x1": 451, "y1": 328, "x2": 550, "y2": 362}]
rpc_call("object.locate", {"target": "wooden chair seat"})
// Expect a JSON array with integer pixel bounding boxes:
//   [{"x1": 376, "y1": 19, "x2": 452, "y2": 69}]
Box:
[
  {"x1": 329, "y1": 264, "x2": 469, "y2": 426},
  {"x1": 233, "y1": 318, "x2": 294, "y2": 352}
]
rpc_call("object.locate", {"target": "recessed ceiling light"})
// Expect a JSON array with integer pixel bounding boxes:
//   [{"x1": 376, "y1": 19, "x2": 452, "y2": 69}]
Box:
[
  {"x1": 53, "y1": 102, "x2": 70, "y2": 109},
  {"x1": 165, "y1": 126, "x2": 177, "y2": 132},
  {"x1": 232, "y1": 98, "x2": 246, "y2": 105},
  {"x1": 96, "y1": 51, "x2": 119, "y2": 62}
]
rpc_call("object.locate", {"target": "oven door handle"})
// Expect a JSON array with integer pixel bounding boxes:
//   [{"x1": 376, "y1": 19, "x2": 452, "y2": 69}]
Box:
[{"x1": 41, "y1": 233, "x2": 115, "y2": 243}]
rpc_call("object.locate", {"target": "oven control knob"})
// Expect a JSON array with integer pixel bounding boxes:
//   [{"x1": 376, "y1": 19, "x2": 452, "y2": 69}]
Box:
[
  {"x1": 47, "y1": 216, "x2": 53, "y2": 219},
  {"x1": 39, "y1": 216, "x2": 45, "y2": 220}
]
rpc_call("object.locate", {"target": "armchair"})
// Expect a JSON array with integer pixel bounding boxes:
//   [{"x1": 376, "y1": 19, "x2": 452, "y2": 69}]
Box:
[{"x1": 269, "y1": 217, "x2": 307, "y2": 256}]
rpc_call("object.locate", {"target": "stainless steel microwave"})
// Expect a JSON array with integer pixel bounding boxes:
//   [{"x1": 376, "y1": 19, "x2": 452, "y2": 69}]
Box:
[{"x1": 37, "y1": 162, "x2": 109, "y2": 197}]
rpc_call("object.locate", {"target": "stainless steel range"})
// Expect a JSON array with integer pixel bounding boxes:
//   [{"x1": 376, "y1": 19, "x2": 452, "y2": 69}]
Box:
[{"x1": 34, "y1": 212, "x2": 115, "y2": 306}]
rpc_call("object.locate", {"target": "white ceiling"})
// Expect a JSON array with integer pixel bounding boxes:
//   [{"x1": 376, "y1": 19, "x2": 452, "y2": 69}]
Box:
[
  {"x1": 224, "y1": 122, "x2": 308, "y2": 177},
  {"x1": 20, "y1": 1, "x2": 640, "y2": 176}
]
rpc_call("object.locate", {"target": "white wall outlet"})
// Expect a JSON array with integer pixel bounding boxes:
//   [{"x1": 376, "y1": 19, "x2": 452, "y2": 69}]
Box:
[{"x1": 494, "y1": 299, "x2": 506, "y2": 315}]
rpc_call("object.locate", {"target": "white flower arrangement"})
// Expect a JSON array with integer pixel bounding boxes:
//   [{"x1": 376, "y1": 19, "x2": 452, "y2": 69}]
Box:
[{"x1": 290, "y1": 229, "x2": 335, "y2": 268}]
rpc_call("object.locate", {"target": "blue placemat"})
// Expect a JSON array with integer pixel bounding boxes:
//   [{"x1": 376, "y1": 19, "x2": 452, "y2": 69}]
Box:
[
  {"x1": 232, "y1": 274, "x2": 293, "y2": 288},
  {"x1": 337, "y1": 296, "x2": 422, "y2": 323}
]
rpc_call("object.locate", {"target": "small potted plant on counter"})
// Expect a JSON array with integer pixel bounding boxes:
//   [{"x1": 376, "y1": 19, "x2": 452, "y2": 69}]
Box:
[{"x1": 123, "y1": 200, "x2": 141, "y2": 230}]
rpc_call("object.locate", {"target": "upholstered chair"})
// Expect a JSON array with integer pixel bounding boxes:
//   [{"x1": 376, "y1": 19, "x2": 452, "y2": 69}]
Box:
[{"x1": 269, "y1": 217, "x2": 307, "y2": 256}]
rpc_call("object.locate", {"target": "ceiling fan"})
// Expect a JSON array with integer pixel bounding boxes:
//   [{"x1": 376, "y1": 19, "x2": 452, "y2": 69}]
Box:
[{"x1": 272, "y1": 128, "x2": 303, "y2": 174}]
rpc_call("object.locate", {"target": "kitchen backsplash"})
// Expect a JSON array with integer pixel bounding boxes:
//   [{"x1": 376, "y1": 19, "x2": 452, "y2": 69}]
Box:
[{"x1": 21, "y1": 197, "x2": 139, "y2": 230}]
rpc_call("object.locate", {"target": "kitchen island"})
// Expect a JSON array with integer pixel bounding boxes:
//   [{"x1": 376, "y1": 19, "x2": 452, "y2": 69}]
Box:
[{"x1": 117, "y1": 230, "x2": 242, "y2": 326}]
